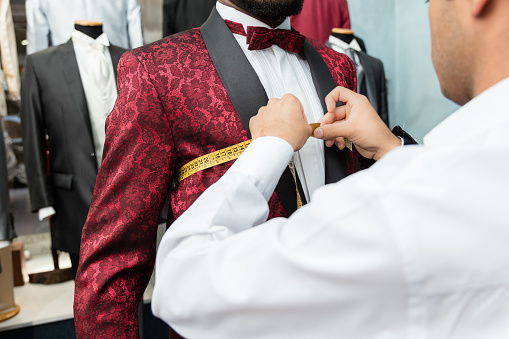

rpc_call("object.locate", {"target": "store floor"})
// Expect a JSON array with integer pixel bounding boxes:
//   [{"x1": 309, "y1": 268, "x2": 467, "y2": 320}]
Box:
[{"x1": 1, "y1": 186, "x2": 169, "y2": 338}]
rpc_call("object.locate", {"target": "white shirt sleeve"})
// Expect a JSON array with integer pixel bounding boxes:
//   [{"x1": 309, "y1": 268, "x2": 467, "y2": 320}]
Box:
[
  {"x1": 38, "y1": 206, "x2": 56, "y2": 220},
  {"x1": 152, "y1": 137, "x2": 407, "y2": 339}
]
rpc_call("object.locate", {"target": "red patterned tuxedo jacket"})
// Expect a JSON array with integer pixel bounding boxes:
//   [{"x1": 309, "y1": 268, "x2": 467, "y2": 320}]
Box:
[{"x1": 74, "y1": 8, "x2": 358, "y2": 338}]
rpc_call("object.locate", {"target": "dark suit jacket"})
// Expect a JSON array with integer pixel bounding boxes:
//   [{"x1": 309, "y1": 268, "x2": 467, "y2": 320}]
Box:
[
  {"x1": 0, "y1": 122, "x2": 15, "y2": 241},
  {"x1": 358, "y1": 51, "x2": 389, "y2": 126},
  {"x1": 74, "y1": 7, "x2": 359, "y2": 338},
  {"x1": 163, "y1": 0, "x2": 216, "y2": 36},
  {"x1": 20, "y1": 40, "x2": 126, "y2": 253}
]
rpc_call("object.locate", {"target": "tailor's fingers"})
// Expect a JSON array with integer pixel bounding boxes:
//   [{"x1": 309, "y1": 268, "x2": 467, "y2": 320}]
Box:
[
  {"x1": 314, "y1": 120, "x2": 352, "y2": 142},
  {"x1": 325, "y1": 86, "x2": 356, "y2": 113}
]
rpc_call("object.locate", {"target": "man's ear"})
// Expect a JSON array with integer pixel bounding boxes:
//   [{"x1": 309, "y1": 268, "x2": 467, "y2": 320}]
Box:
[{"x1": 471, "y1": 0, "x2": 491, "y2": 17}]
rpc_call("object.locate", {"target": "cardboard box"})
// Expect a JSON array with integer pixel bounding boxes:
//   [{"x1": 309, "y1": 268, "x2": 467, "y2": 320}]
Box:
[{"x1": 11, "y1": 241, "x2": 28, "y2": 286}]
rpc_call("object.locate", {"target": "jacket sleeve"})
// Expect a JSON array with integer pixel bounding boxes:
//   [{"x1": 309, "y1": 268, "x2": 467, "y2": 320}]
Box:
[
  {"x1": 74, "y1": 51, "x2": 175, "y2": 338},
  {"x1": 20, "y1": 56, "x2": 54, "y2": 212},
  {"x1": 126, "y1": 0, "x2": 144, "y2": 49}
]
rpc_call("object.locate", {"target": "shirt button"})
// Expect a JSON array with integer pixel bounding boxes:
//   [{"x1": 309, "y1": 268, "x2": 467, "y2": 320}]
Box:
[{"x1": 91, "y1": 153, "x2": 95, "y2": 157}]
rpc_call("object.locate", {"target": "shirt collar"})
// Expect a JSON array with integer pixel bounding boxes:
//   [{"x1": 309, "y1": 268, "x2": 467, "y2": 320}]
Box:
[
  {"x1": 71, "y1": 29, "x2": 110, "y2": 48},
  {"x1": 327, "y1": 35, "x2": 361, "y2": 52},
  {"x1": 215, "y1": 1, "x2": 291, "y2": 33},
  {"x1": 424, "y1": 77, "x2": 509, "y2": 147}
]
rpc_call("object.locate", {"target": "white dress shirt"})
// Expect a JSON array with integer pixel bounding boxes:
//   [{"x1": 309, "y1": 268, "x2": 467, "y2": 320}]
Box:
[
  {"x1": 327, "y1": 35, "x2": 362, "y2": 54},
  {"x1": 152, "y1": 77, "x2": 509, "y2": 338},
  {"x1": 0, "y1": 0, "x2": 21, "y2": 116},
  {"x1": 72, "y1": 29, "x2": 117, "y2": 169},
  {"x1": 25, "y1": 0, "x2": 144, "y2": 54},
  {"x1": 216, "y1": 2, "x2": 325, "y2": 202}
]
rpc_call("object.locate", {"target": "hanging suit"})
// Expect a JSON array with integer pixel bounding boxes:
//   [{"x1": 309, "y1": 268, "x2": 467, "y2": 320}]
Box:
[
  {"x1": 20, "y1": 40, "x2": 126, "y2": 254},
  {"x1": 291, "y1": 0, "x2": 351, "y2": 44},
  {"x1": 163, "y1": 0, "x2": 216, "y2": 36},
  {"x1": 25, "y1": 0, "x2": 143, "y2": 54},
  {"x1": 74, "y1": 7, "x2": 360, "y2": 338}
]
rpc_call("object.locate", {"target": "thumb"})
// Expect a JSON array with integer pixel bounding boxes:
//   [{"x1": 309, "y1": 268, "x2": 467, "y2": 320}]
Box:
[{"x1": 314, "y1": 120, "x2": 352, "y2": 140}]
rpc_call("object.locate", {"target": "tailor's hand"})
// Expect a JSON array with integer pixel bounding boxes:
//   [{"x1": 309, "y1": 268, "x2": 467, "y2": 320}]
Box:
[
  {"x1": 313, "y1": 86, "x2": 401, "y2": 161},
  {"x1": 250, "y1": 94, "x2": 312, "y2": 152}
]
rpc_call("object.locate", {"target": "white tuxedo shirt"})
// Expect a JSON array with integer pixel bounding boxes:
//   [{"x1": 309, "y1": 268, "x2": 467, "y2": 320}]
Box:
[
  {"x1": 153, "y1": 77, "x2": 509, "y2": 338},
  {"x1": 216, "y1": 2, "x2": 325, "y2": 202}
]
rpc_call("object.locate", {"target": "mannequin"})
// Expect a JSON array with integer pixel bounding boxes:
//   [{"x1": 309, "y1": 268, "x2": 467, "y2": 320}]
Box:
[
  {"x1": 74, "y1": 20, "x2": 103, "y2": 39},
  {"x1": 331, "y1": 28, "x2": 367, "y2": 53},
  {"x1": 331, "y1": 28, "x2": 355, "y2": 44},
  {"x1": 327, "y1": 28, "x2": 389, "y2": 125},
  {"x1": 22, "y1": 21, "x2": 126, "y2": 280}
]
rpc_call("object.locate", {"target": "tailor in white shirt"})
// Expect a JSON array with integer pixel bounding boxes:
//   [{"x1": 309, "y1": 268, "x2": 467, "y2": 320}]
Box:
[
  {"x1": 25, "y1": 0, "x2": 144, "y2": 54},
  {"x1": 216, "y1": 2, "x2": 325, "y2": 202},
  {"x1": 152, "y1": 77, "x2": 509, "y2": 338}
]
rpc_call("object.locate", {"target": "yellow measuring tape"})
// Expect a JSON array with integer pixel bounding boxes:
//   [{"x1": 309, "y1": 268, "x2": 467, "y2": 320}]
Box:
[
  {"x1": 176, "y1": 123, "x2": 352, "y2": 184},
  {"x1": 176, "y1": 139, "x2": 253, "y2": 183}
]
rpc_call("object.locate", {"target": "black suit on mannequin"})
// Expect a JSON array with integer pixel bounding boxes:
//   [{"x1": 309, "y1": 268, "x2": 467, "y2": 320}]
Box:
[
  {"x1": 21, "y1": 40, "x2": 126, "y2": 261},
  {"x1": 163, "y1": 0, "x2": 216, "y2": 36},
  {"x1": 326, "y1": 35, "x2": 389, "y2": 126},
  {"x1": 357, "y1": 52, "x2": 389, "y2": 126}
]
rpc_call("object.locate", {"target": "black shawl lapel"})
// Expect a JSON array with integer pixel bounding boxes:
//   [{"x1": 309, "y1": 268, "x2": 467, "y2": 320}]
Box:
[
  {"x1": 302, "y1": 41, "x2": 349, "y2": 184},
  {"x1": 58, "y1": 39, "x2": 95, "y2": 148},
  {"x1": 201, "y1": 7, "x2": 305, "y2": 214}
]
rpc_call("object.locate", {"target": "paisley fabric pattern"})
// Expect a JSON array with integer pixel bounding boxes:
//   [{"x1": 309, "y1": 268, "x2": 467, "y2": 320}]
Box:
[{"x1": 74, "y1": 27, "x2": 357, "y2": 338}]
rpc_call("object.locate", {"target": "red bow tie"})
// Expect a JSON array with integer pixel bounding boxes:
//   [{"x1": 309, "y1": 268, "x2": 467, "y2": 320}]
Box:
[{"x1": 225, "y1": 20, "x2": 306, "y2": 54}]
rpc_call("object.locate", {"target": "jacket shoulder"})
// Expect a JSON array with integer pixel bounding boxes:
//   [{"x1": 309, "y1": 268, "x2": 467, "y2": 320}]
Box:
[
  {"x1": 129, "y1": 28, "x2": 205, "y2": 64},
  {"x1": 26, "y1": 43, "x2": 65, "y2": 64}
]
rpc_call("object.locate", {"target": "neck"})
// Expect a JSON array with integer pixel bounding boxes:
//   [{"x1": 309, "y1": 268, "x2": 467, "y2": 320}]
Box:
[
  {"x1": 470, "y1": 7, "x2": 509, "y2": 101},
  {"x1": 218, "y1": 0, "x2": 286, "y2": 28},
  {"x1": 331, "y1": 31, "x2": 354, "y2": 44},
  {"x1": 75, "y1": 23, "x2": 103, "y2": 40}
]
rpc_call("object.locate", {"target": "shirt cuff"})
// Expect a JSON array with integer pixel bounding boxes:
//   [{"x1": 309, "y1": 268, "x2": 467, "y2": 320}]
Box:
[
  {"x1": 229, "y1": 136, "x2": 294, "y2": 201},
  {"x1": 38, "y1": 206, "x2": 56, "y2": 221}
]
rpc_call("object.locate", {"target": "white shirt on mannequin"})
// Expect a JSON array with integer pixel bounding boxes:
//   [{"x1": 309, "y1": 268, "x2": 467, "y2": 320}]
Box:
[
  {"x1": 152, "y1": 77, "x2": 509, "y2": 338},
  {"x1": 72, "y1": 29, "x2": 117, "y2": 169},
  {"x1": 216, "y1": 2, "x2": 325, "y2": 202}
]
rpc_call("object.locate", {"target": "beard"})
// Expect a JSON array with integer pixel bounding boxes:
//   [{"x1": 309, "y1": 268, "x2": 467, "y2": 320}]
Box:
[{"x1": 231, "y1": 0, "x2": 304, "y2": 20}]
